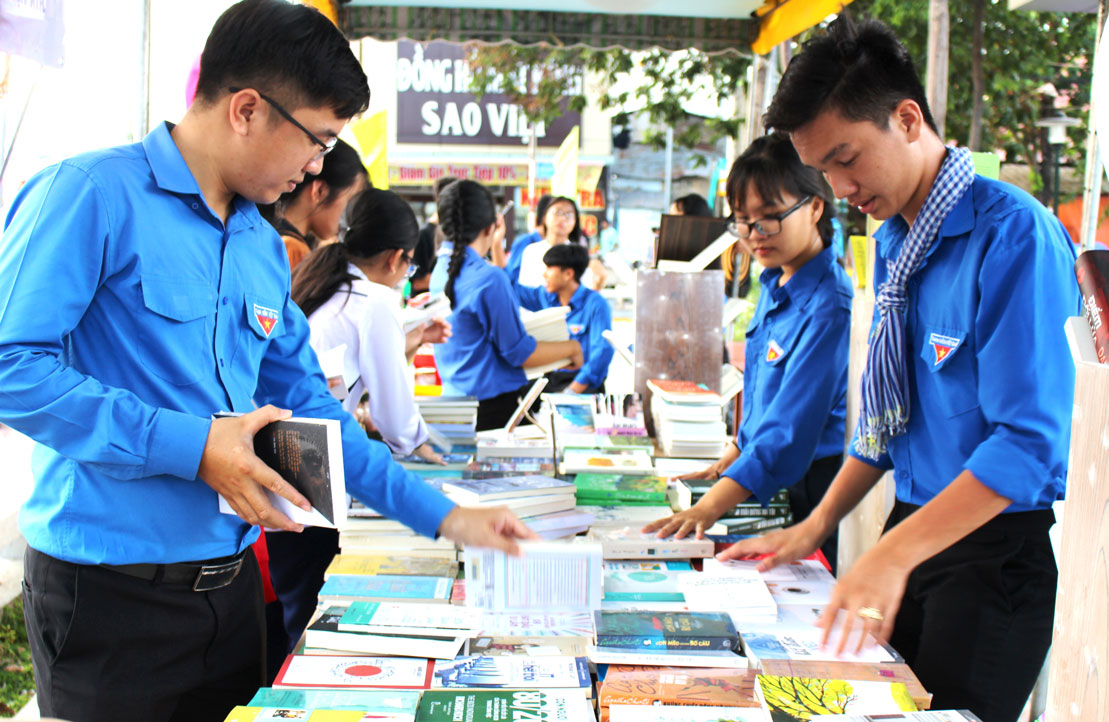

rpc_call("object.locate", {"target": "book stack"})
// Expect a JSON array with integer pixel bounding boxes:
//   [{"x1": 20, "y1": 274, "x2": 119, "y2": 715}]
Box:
[
  {"x1": 338, "y1": 526, "x2": 459, "y2": 560},
  {"x1": 416, "y1": 396, "x2": 479, "y2": 448},
  {"x1": 647, "y1": 380, "x2": 729, "y2": 459},
  {"x1": 440, "y1": 476, "x2": 578, "y2": 526},
  {"x1": 586, "y1": 526, "x2": 715, "y2": 561},
  {"x1": 303, "y1": 603, "x2": 476, "y2": 660},
  {"x1": 676, "y1": 483, "x2": 794, "y2": 534}
]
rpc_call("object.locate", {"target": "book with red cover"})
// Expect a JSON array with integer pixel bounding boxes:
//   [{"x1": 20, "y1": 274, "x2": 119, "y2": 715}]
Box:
[
  {"x1": 1076, "y1": 250, "x2": 1109, "y2": 364},
  {"x1": 646, "y1": 379, "x2": 721, "y2": 404}
]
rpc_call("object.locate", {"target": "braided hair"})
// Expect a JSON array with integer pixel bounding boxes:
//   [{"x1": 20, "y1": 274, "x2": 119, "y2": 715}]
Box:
[{"x1": 438, "y1": 179, "x2": 497, "y2": 307}]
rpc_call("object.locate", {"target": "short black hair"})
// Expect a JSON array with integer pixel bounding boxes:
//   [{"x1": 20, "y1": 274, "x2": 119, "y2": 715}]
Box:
[
  {"x1": 764, "y1": 15, "x2": 937, "y2": 135},
  {"x1": 196, "y1": 0, "x2": 369, "y2": 119},
  {"x1": 542, "y1": 243, "x2": 589, "y2": 282},
  {"x1": 672, "y1": 194, "x2": 714, "y2": 217},
  {"x1": 725, "y1": 132, "x2": 835, "y2": 245}
]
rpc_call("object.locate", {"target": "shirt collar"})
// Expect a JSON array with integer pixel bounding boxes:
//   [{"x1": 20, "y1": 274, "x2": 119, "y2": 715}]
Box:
[
  {"x1": 567, "y1": 283, "x2": 590, "y2": 309},
  {"x1": 142, "y1": 122, "x2": 202, "y2": 196},
  {"x1": 348, "y1": 262, "x2": 369, "y2": 283},
  {"x1": 876, "y1": 175, "x2": 978, "y2": 259},
  {"x1": 760, "y1": 244, "x2": 837, "y2": 310}
]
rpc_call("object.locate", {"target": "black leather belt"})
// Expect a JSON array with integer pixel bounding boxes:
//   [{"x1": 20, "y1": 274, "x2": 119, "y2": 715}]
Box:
[{"x1": 100, "y1": 550, "x2": 247, "y2": 592}]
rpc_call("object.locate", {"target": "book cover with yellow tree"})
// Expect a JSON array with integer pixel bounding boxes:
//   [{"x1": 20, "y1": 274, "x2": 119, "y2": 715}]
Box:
[{"x1": 756, "y1": 675, "x2": 917, "y2": 721}]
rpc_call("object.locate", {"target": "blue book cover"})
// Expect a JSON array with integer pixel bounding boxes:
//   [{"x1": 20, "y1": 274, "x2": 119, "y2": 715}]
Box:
[
  {"x1": 319, "y1": 574, "x2": 453, "y2": 601},
  {"x1": 247, "y1": 687, "x2": 421, "y2": 714},
  {"x1": 603, "y1": 569, "x2": 685, "y2": 602}
]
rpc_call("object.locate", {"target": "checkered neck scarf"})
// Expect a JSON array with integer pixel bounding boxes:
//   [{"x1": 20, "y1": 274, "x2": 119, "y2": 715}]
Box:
[{"x1": 854, "y1": 146, "x2": 975, "y2": 460}]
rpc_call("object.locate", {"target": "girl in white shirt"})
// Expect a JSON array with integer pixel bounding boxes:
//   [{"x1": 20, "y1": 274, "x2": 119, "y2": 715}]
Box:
[
  {"x1": 292, "y1": 188, "x2": 451, "y2": 463},
  {"x1": 516, "y1": 196, "x2": 605, "y2": 291}
]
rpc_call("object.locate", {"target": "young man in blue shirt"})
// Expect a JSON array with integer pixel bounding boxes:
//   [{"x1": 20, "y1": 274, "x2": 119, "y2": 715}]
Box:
[
  {"x1": 0, "y1": 3, "x2": 533, "y2": 720},
  {"x1": 515, "y1": 243, "x2": 614, "y2": 393},
  {"x1": 727, "y1": 16, "x2": 1078, "y2": 722}
]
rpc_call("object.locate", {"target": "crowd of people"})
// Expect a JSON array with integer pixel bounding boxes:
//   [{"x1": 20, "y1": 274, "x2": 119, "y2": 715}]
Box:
[{"x1": 0, "y1": 2, "x2": 1080, "y2": 722}]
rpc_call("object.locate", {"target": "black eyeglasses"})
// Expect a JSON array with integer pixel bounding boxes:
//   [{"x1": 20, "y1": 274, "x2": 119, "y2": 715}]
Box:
[
  {"x1": 726, "y1": 195, "x2": 813, "y2": 239},
  {"x1": 229, "y1": 87, "x2": 337, "y2": 161}
]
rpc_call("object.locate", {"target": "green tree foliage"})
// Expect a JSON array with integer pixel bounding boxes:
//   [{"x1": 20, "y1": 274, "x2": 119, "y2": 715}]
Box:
[
  {"x1": 852, "y1": 0, "x2": 1095, "y2": 173},
  {"x1": 466, "y1": 44, "x2": 751, "y2": 153}
]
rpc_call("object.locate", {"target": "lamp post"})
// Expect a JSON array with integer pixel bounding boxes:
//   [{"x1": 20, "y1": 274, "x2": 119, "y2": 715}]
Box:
[{"x1": 1036, "y1": 108, "x2": 1081, "y2": 214}]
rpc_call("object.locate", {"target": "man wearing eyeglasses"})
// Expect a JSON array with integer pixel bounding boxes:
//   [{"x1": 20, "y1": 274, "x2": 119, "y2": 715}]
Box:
[{"x1": 0, "y1": 2, "x2": 535, "y2": 720}]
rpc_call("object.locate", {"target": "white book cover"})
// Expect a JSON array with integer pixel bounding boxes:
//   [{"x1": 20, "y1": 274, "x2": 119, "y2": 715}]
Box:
[
  {"x1": 653, "y1": 457, "x2": 717, "y2": 478},
  {"x1": 702, "y1": 559, "x2": 834, "y2": 606},
  {"x1": 580, "y1": 505, "x2": 676, "y2": 527},
  {"x1": 431, "y1": 654, "x2": 590, "y2": 690},
  {"x1": 465, "y1": 541, "x2": 603, "y2": 611},
  {"x1": 560, "y1": 449, "x2": 655, "y2": 475},
  {"x1": 608, "y1": 705, "x2": 769, "y2": 722},
  {"x1": 739, "y1": 615, "x2": 897, "y2": 666},
  {"x1": 273, "y1": 655, "x2": 433, "y2": 689},
  {"x1": 586, "y1": 526, "x2": 714, "y2": 560},
  {"x1": 677, "y1": 570, "x2": 777, "y2": 617},
  {"x1": 586, "y1": 644, "x2": 748, "y2": 669},
  {"x1": 477, "y1": 611, "x2": 595, "y2": 638}
]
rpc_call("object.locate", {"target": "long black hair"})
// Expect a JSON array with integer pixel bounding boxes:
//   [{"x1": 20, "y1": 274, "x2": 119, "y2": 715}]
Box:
[
  {"x1": 438, "y1": 179, "x2": 497, "y2": 307},
  {"x1": 537, "y1": 196, "x2": 583, "y2": 245},
  {"x1": 291, "y1": 188, "x2": 420, "y2": 318},
  {"x1": 263, "y1": 139, "x2": 366, "y2": 242},
  {"x1": 672, "y1": 193, "x2": 714, "y2": 217},
  {"x1": 724, "y1": 132, "x2": 835, "y2": 245}
]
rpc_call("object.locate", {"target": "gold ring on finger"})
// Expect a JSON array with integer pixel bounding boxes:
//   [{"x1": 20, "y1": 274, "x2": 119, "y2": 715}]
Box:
[{"x1": 857, "y1": 606, "x2": 884, "y2": 621}]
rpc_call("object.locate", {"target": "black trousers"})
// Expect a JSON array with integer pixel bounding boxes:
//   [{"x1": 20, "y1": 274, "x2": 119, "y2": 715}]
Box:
[
  {"x1": 884, "y1": 501, "x2": 1057, "y2": 722},
  {"x1": 22, "y1": 546, "x2": 265, "y2": 722},
  {"x1": 264, "y1": 527, "x2": 340, "y2": 661},
  {"x1": 786, "y1": 454, "x2": 841, "y2": 575}
]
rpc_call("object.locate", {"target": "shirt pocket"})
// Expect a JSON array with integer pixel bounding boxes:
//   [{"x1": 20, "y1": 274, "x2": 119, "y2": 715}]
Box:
[
  {"x1": 919, "y1": 325, "x2": 979, "y2": 417},
  {"x1": 235, "y1": 293, "x2": 287, "y2": 372},
  {"x1": 138, "y1": 275, "x2": 216, "y2": 386}
]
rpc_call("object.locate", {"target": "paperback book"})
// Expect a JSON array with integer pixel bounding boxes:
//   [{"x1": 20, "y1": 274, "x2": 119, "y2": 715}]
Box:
[
  {"x1": 598, "y1": 665, "x2": 760, "y2": 708},
  {"x1": 317, "y1": 575, "x2": 453, "y2": 604},
  {"x1": 215, "y1": 414, "x2": 345, "y2": 528},
  {"x1": 755, "y1": 675, "x2": 918, "y2": 721},
  {"x1": 587, "y1": 644, "x2": 748, "y2": 669},
  {"x1": 414, "y1": 690, "x2": 596, "y2": 722},
  {"x1": 759, "y1": 659, "x2": 932, "y2": 711},
  {"x1": 338, "y1": 601, "x2": 481, "y2": 637},
  {"x1": 603, "y1": 568, "x2": 686, "y2": 603},
  {"x1": 441, "y1": 475, "x2": 574, "y2": 504},
  {"x1": 305, "y1": 606, "x2": 466, "y2": 659},
  {"x1": 323, "y1": 555, "x2": 458, "y2": 580},
  {"x1": 431, "y1": 654, "x2": 591, "y2": 692},
  {"x1": 811, "y1": 713, "x2": 982, "y2": 722},
  {"x1": 607, "y1": 705, "x2": 769, "y2": 722},
  {"x1": 464, "y1": 635, "x2": 590, "y2": 658},
  {"x1": 574, "y1": 474, "x2": 669, "y2": 504},
  {"x1": 587, "y1": 526, "x2": 715, "y2": 560},
  {"x1": 273, "y1": 655, "x2": 435, "y2": 690},
  {"x1": 246, "y1": 687, "x2": 420, "y2": 719},
  {"x1": 464, "y1": 541, "x2": 603, "y2": 611},
  {"x1": 561, "y1": 449, "x2": 655, "y2": 476},
  {"x1": 1075, "y1": 249, "x2": 1109, "y2": 363},
  {"x1": 223, "y1": 707, "x2": 364, "y2": 721},
  {"x1": 476, "y1": 611, "x2": 595, "y2": 638},
  {"x1": 594, "y1": 610, "x2": 739, "y2": 652}
]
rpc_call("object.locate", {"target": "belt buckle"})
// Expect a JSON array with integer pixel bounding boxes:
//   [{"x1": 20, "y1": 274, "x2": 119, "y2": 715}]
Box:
[{"x1": 192, "y1": 556, "x2": 244, "y2": 592}]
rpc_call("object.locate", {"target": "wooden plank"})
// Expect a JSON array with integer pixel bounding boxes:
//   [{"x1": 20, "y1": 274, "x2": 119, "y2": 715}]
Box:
[{"x1": 1046, "y1": 360, "x2": 1109, "y2": 722}]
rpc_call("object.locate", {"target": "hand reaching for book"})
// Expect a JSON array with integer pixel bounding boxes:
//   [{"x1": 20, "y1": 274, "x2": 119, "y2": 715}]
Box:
[
  {"x1": 412, "y1": 442, "x2": 446, "y2": 465},
  {"x1": 421, "y1": 317, "x2": 452, "y2": 345},
  {"x1": 437, "y1": 505, "x2": 542, "y2": 556},
  {"x1": 197, "y1": 405, "x2": 311, "y2": 532},
  {"x1": 642, "y1": 504, "x2": 721, "y2": 540},
  {"x1": 716, "y1": 514, "x2": 827, "y2": 568}
]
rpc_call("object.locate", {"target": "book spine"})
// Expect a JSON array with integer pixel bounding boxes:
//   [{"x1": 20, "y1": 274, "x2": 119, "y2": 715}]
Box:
[
  {"x1": 595, "y1": 634, "x2": 737, "y2": 651},
  {"x1": 1076, "y1": 252, "x2": 1109, "y2": 364}
]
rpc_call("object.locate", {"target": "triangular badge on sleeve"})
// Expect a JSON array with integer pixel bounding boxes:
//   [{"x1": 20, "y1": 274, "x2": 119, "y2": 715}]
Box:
[
  {"x1": 929, "y1": 332, "x2": 961, "y2": 366},
  {"x1": 766, "y1": 339, "x2": 785, "y2": 364},
  {"x1": 254, "y1": 303, "x2": 279, "y2": 337}
]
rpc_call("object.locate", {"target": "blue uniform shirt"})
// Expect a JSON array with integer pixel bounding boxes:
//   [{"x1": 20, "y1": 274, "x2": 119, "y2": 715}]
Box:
[
  {"x1": 849, "y1": 176, "x2": 1079, "y2": 512},
  {"x1": 0, "y1": 122, "x2": 455, "y2": 565},
  {"x1": 723, "y1": 245, "x2": 852, "y2": 504},
  {"x1": 505, "y1": 230, "x2": 541, "y2": 287},
  {"x1": 434, "y1": 246, "x2": 538, "y2": 399},
  {"x1": 515, "y1": 283, "x2": 614, "y2": 390}
]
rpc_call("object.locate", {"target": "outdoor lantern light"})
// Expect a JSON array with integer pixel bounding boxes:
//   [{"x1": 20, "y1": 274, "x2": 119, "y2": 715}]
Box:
[{"x1": 1035, "y1": 108, "x2": 1081, "y2": 214}]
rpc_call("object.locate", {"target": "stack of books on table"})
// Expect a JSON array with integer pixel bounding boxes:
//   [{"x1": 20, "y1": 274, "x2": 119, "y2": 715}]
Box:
[
  {"x1": 647, "y1": 379, "x2": 729, "y2": 458},
  {"x1": 674, "y1": 482, "x2": 794, "y2": 534},
  {"x1": 440, "y1": 475, "x2": 581, "y2": 533},
  {"x1": 588, "y1": 609, "x2": 749, "y2": 668},
  {"x1": 521, "y1": 306, "x2": 572, "y2": 378},
  {"x1": 415, "y1": 396, "x2": 479, "y2": 448}
]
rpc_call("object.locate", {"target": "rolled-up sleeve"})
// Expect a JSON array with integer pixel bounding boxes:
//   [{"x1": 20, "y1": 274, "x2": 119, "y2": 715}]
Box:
[{"x1": 963, "y1": 210, "x2": 1078, "y2": 507}]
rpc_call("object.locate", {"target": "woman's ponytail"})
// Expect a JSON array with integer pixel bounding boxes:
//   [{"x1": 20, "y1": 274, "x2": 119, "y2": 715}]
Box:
[{"x1": 437, "y1": 179, "x2": 496, "y2": 307}]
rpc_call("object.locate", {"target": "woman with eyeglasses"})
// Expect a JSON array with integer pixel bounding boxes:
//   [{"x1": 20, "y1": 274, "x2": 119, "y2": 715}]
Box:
[
  {"x1": 644, "y1": 132, "x2": 852, "y2": 571},
  {"x1": 435, "y1": 180, "x2": 584, "y2": 431},
  {"x1": 515, "y1": 195, "x2": 606, "y2": 291},
  {"x1": 291, "y1": 188, "x2": 451, "y2": 464},
  {"x1": 269, "y1": 138, "x2": 367, "y2": 270}
]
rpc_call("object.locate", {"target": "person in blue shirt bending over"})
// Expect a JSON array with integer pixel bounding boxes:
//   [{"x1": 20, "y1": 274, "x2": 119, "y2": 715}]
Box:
[
  {"x1": 644, "y1": 132, "x2": 852, "y2": 573},
  {"x1": 0, "y1": 3, "x2": 536, "y2": 720},
  {"x1": 515, "y1": 243, "x2": 614, "y2": 394},
  {"x1": 433, "y1": 180, "x2": 583, "y2": 431},
  {"x1": 726, "y1": 16, "x2": 1078, "y2": 722}
]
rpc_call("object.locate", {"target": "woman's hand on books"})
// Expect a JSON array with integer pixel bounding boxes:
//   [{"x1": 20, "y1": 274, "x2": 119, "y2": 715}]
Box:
[
  {"x1": 437, "y1": 505, "x2": 542, "y2": 556},
  {"x1": 817, "y1": 546, "x2": 909, "y2": 652},
  {"x1": 412, "y1": 442, "x2": 446, "y2": 465},
  {"x1": 716, "y1": 514, "x2": 827, "y2": 569},
  {"x1": 197, "y1": 405, "x2": 310, "y2": 532},
  {"x1": 676, "y1": 442, "x2": 738, "y2": 481},
  {"x1": 641, "y1": 505, "x2": 721, "y2": 540}
]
